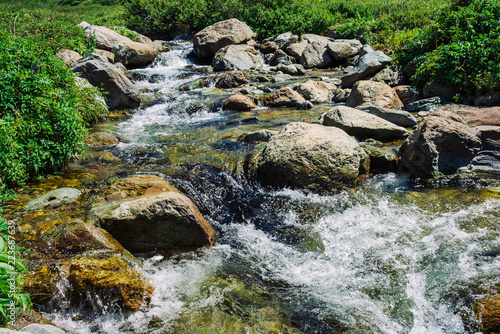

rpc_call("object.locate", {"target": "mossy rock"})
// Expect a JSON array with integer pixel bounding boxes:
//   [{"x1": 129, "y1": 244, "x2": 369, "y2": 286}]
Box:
[
  {"x1": 103, "y1": 174, "x2": 178, "y2": 201},
  {"x1": 68, "y1": 252, "x2": 153, "y2": 311},
  {"x1": 477, "y1": 294, "x2": 500, "y2": 333},
  {"x1": 22, "y1": 265, "x2": 57, "y2": 305}
]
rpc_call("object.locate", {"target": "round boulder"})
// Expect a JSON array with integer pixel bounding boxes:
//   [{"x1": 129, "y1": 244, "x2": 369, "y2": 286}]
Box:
[
  {"x1": 223, "y1": 94, "x2": 257, "y2": 111},
  {"x1": 255, "y1": 122, "x2": 368, "y2": 189},
  {"x1": 346, "y1": 80, "x2": 403, "y2": 110}
]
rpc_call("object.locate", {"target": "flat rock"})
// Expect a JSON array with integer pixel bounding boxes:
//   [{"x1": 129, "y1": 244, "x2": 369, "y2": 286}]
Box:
[
  {"x1": 356, "y1": 105, "x2": 417, "y2": 127},
  {"x1": 346, "y1": 80, "x2": 403, "y2": 109},
  {"x1": 25, "y1": 188, "x2": 81, "y2": 211},
  {"x1": 254, "y1": 122, "x2": 368, "y2": 189},
  {"x1": 104, "y1": 175, "x2": 178, "y2": 201},
  {"x1": 193, "y1": 19, "x2": 255, "y2": 59},
  {"x1": 320, "y1": 106, "x2": 408, "y2": 140}
]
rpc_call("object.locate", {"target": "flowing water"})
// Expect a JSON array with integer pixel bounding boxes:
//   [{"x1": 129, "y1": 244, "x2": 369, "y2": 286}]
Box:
[{"x1": 21, "y1": 43, "x2": 500, "y2": 333}]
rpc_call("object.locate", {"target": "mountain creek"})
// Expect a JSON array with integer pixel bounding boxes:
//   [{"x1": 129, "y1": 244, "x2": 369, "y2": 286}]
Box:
[{"x1": 3, "y1": 36, "x2": 500, "y2": 334}]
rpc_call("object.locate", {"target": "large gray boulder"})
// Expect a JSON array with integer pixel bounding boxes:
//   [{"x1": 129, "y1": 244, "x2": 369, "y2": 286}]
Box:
[
  {"x1": 326, "y1": 40, "x2": 362, "y2": 62},
  {"x1": 111, "y1": 40, "x2": 158, "y2": 67},
  {"x1": 193, "y1": 19, "x2": 255, "y2": 59},
  {"x1": 91, "y1": 191, "x2": 216, "y2": 252},
  {"x1": 300, "y1": 41, "x2": 332, "y2": 69},
  {"x1": 254, "y1": 122, "x2": 368, "y2": 189},
  {"x1": 320, "y1": 106, "x2": 409, "y2": 140},
  {"x1": 399, "y1": 110, "x2": 482, "y2": 178},
  {"x1": 346, "y1": 80, "x2": 403, "y2": 110},
  {"x1": 341, "y1": 50, "x2": 392, "y2": 88},
  {"x1": 356, "y1": 105, "x2": 417, "y2": 128},
  {"x1": 212, "y1": 44, "x2": 262, "y2": 71},
  {"x1": 78, "y1": 21, "x2": 132, "y2": 51},
  {"x1": 72, "y1": 54, "x2": 141, "y2": 110}
]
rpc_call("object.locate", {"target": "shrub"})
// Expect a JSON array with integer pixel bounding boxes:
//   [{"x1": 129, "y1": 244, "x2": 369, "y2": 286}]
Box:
[{"x1": 397, "y1": 0, "x2": 500, "y2": 97}]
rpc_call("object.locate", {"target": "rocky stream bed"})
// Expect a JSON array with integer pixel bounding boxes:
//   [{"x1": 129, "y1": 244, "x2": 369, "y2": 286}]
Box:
[{"x1": 3, "y1": 19, "x2": 500, "y2": 334}]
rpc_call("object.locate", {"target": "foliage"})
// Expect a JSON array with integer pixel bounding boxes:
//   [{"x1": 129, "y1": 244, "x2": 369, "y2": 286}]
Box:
[{"x1": 397, "y1": 0, "x2": 500, "y2": 97}]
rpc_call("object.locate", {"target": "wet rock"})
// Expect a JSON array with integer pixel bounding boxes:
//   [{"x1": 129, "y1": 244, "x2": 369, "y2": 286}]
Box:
[
  {"x1": 226, "y1": 116, "x2": 259, "y2": 125},
  {"x1": 271, "y1": 73, "x2": 294, "y2": 83},
  {"x1": 78, "y1": 21, "x2": 132, "y2": 51},
  {"x1": 356, "y1": 105, "x2": 417, "y2": 127},
  {"x1": 49, "y1": 219, "x2": 126, "y2": 254},
  {"x1": 399, "y1": 110, "x2": 482, "y2": 178},
  {"x1": 276, "y1": 63, "x2": 306, "y2": 76},
  {"x1": 193, "y1": 19, "x2": 255, "y2": 59},
  {"x1": 239, "y1": 129, "x2": 278, "y2": 143},
  {"x1": 68, "y1": 252, "x2": 154, "y2": 311},
  {"x1": 259, "y1": 41, "x2": 278, "y2": 54},
  {"x1": 334, "y1": 88, "x2": 350, "y2": 102},
  {"x1": 300, "y1": 41, "x2": 332, "y2": 69},
  {"x1": 296, "y1": 101, "x2": 314, "y2": 110},
  {"x1": 152, "y1": 40, "x2": 169, "y2": 52},
  {"x1": 269, "y1": 49, "x2": 293, "y2": 66},
  {"x1": 394, "y1": 85, "x2": 422, "y2": 105},
  {"x1": 86, "y1": 131, "x2": 120, "y2": 146},
  {"x1": 212, "y1": 44, "x2": 262, "y2": 71},
  {"x1": 222, "y1": 94, "x2": 257, "y2": 111},
  {"x1": 104, "y1": 175, "x2": 178, "y2": 201},
  {"x1": 22, "y1": 266, "x2": 57, "y2": 305},
  {"x1": 341, "y1": 50, "x2": 392, "y2": 88},
  {"x1": 24, "y1": 188, "x2": 81, "y2": 211},
  {"x1": 346, "y1": 80, "x2": 403, "y2": 110},
  {"x1": 264, "y1": 87, "x2": 306, "y2": 107},
  {"x1": 284, "y1": 41, "x2": 309, "y2": 59},
  {"x1": 371, "y1": 65, "x2": 406, "y2": 87},
  {"x1": 91, "y1": 192, "x2": 216, "y2": 252},
  {"x1": 297, "y1": 80, "x2": 336, "y2": 103},
  {"x1": 320, "y1": 106, "x2": 408, "y2": 140},
  {"x1": 13, "y1": 311, "x2": 56, "y2": 331},
  {"x1": 72, "y1": 54, "x2": 141, "y2": 110},
  {"x1": 476, "y1": 295, "x2": 500, "y2": 333},
  {"x1": 254, "y1": 122, "x2": 368, "y2": 189},
  {"x1": 148, "y1": 74, "x2": 166, "y2": 83},
  {"x1": 56, "y1": 49, "x2": 82, "y2": 66},
  {"x1": 95, "y1": 48, "x2": 115, "y2": 63},
  {"x1": 362, "y1": 144, "x2": 398, "y2": 173},
  {"x1": 326, "y1": 40, "x2": 362, "y2": 62},
  {"x1": 112, "y1": 40, "x2": 159, "y2": 67},
  {"x1": 257, "y1": 85, "x2": 272, "y2": 92},
  {"x1": 470, "y1": 150, "x2": 500, "y2": 177}
]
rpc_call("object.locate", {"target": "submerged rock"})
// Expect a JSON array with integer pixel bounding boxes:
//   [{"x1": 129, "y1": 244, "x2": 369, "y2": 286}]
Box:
[
  {"x1": 85, "y1": 132, "x2": 120, "y2": 147},
  {"x1": 346, "y1": 80, "x2": 403, "y2": 110},
  {"x1": 193, "y1": 19, "x2": 255, "y2": 59},
  {"x1": 320, "y1": 106, "x2": 408, "y2": 140},
  {"x1": 254, "y1": 122, "x2": 368, "y2": 189},
  {"x1": 239, "y1": 129, "x2": 278, "y2": 143},
  {"x1": 24, "y1": 188, "x2": 81, "y2": 211}
]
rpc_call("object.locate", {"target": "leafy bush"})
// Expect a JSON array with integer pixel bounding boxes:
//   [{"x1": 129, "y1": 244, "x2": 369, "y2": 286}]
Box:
[{"x1": 397, "y1": 0, "x2": 500, "y2": 97}]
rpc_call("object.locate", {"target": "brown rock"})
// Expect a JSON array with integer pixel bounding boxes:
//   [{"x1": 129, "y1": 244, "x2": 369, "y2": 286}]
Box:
[
  {"x1": 223, "y1": 94, "x2": 257, "y2": 111},
  {"x1": 91, "y1": 192, "x2": 216, "y2": 252},
  {"x1": 264, "y1": 87, "x2": 306, "y2": 107},
  {"x1": 95, "y1": 48, "x2": 115, "y2": 63},
  {"x1": 394, "y1": 85, "x2": 422, "y2": 105},
  {"x1": 216, "y1": 71, "x2": 247, "y2": 89},
  {"x1": 112, "y1": 40, "x2": 159, "y2": 67},
  {"x1": 477, "y1": 295, "x2": 500, "y2": 334},
  {"x1": 104, "y1": 175, "x2": 178, "y2": 201},
  {"x1": 22, "y1": 266, "x2": 57, "y2": 305},
  {"x1": 259, "y1": 41, "x2": 278, "y2": 54},
  {"x1": 346, "y1": 80, "x2": 403, "y2": 109},
  {"x1": 464, "y1": 107, "x2": 500, "y2": 126},
  {"x1": 56, "y1": 49, "x2": 82, "y2": 66},
  {"x1": 193, "y1": 19, "x2": 255, "y2": 59},
  {"x1": 68, "y1": 252, "x2": 154, "y2": 311},
  {"x1": 399, "y1": 110, "x2": 482, "y2": 178},
  {"x1": 284, "y1": 41, "x2": 309, "y2": 59}
]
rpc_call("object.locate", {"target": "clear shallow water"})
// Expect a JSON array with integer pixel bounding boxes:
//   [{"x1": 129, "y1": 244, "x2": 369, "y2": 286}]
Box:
[{"x1": 42, "y1": 42, "x2": 500, "y2": 333}]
